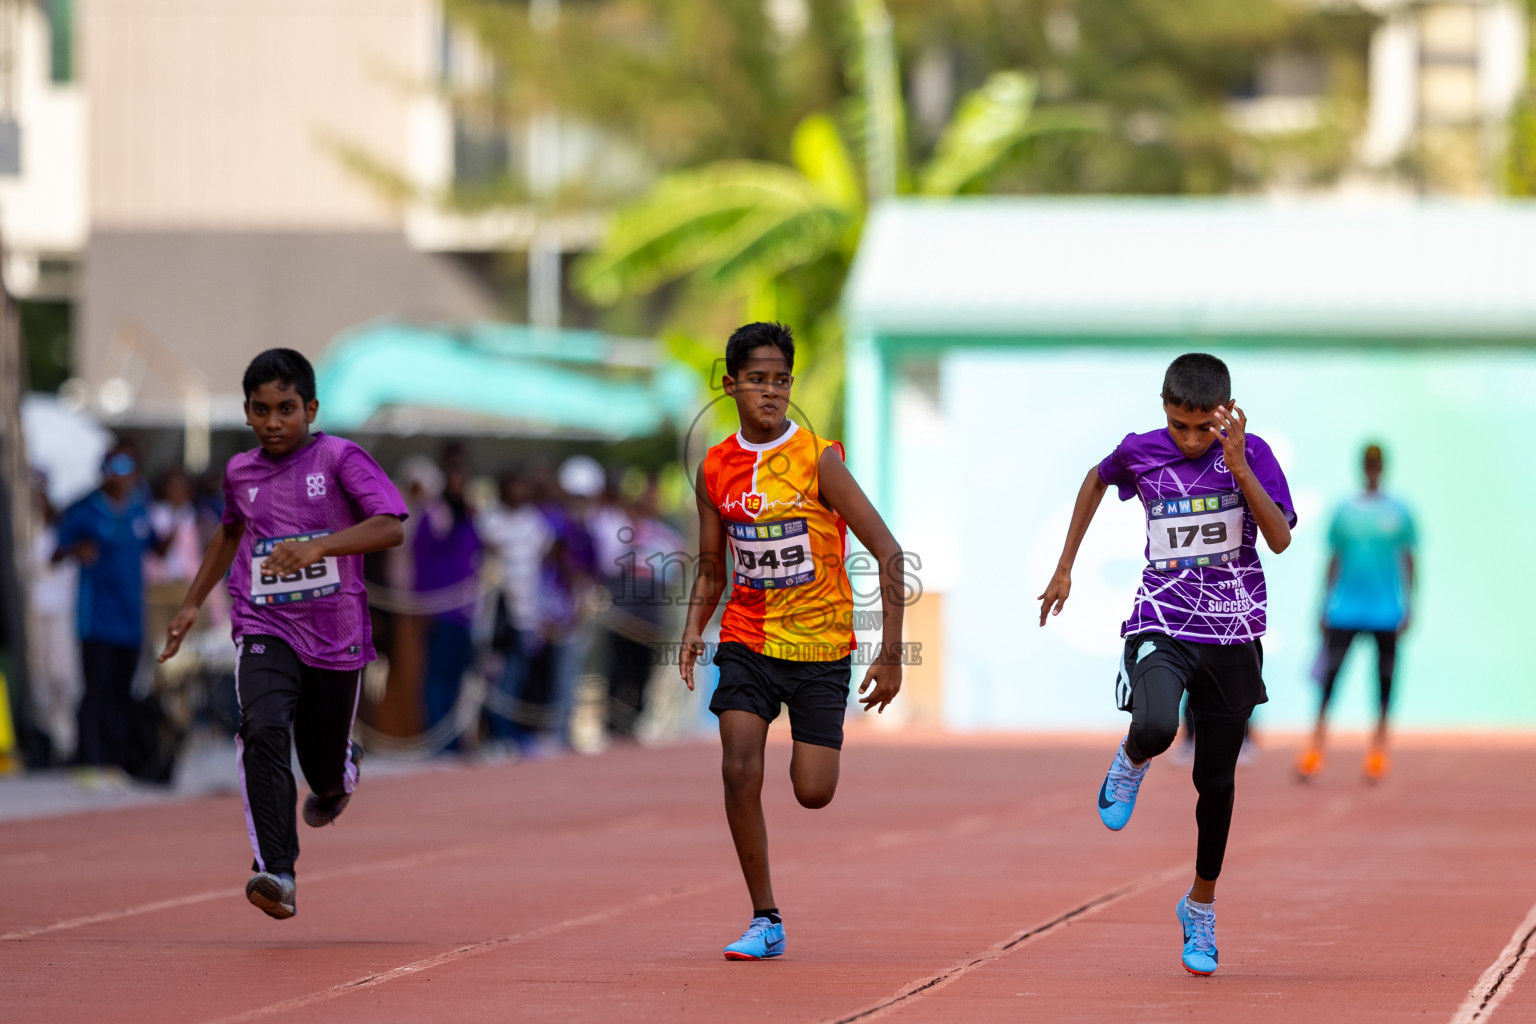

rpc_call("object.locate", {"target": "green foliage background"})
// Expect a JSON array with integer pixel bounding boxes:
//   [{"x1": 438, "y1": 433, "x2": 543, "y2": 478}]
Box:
[{"x1": 432, "y1": 0, "x2": 1381, "y2": 436}]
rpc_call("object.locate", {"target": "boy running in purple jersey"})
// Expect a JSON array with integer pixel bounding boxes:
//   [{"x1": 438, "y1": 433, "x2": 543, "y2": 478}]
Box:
[
  {"x1": 1037, "y1": 353, "x2": 1295, "y2": 976},
  {"x1": 158, "y1": 349, "x2": 407, "y2": 920}
]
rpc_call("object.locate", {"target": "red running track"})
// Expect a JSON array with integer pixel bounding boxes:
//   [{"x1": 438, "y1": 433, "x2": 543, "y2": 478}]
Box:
[{"x1": 4, "y1": 736, "x2": 1536, "y2": 1023}]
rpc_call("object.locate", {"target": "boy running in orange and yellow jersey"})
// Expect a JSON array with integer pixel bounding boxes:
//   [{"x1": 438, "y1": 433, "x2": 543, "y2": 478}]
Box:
[{"x1": 680, "y1": 322, "x2": 906, "y2": 961}]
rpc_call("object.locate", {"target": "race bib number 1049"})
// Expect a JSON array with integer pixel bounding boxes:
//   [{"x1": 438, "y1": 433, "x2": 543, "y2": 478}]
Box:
[
  {"x1": 1146, "y1": 492, "x2": 1244, "y2": 571},
  {"x1": 250, "y1": 531, "x2": 341, "y2": 605},
  {"x1": 726, "y1": 518, "x2": 816, "y2": 590}
]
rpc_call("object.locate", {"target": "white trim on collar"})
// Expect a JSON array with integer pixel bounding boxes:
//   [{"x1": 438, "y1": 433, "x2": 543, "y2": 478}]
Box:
[{"x1": 735, "y1": 420, "x2": 799, "y2": 452}]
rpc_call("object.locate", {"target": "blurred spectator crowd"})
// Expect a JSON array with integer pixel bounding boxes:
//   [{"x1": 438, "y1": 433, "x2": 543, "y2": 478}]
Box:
[{"x1": 24, "y1": 439, "x2": 689, "y2": 782}]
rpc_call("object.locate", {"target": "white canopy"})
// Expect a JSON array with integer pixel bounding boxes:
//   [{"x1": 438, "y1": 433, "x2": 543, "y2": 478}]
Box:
[{"x1": 845, "y1": 199, "x2": 1536, "y2": 340}]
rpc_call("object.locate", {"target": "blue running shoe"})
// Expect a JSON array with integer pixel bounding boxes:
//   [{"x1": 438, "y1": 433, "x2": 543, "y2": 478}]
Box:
[
  {"x1": 1176, "y1": 895, "x2": 1218, "y2": 975},
  {"x1": 1097, "y1": 740, "x2": 1149, "y2": 831},
  {"x1": 246, "y1": 871, "x2": 296, "y2": 920},
  {"x1": 723, "y1": 917, "x2": 785, "y2": 961},
  {"x1": 304, "y1": 742, "x2": 363, "y2": 828}
]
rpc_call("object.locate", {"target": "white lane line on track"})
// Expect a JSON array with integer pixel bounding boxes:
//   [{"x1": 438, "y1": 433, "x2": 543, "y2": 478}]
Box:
[
  {"x1": 200, "y1": 792, "x2": 1088, "y2": 1023},
  {"x1": 1448, "y1": 899, "x2": 1536, "y2": 1024},
  {"x1": 0, "y1": 842, "x2": 491, "y2": 941},
  {"x1": 0, "y1": 851, "x2": 49, "y2": 869},
  {"x1": 829, "y1": 864, "x2": 1192, "y2": 1024},
  {"x1": 825, "y1": 794, "x2": 1359, "y2": 1023},
  {"x1": 203, "y1": 875, "x2": 743, "y2": 1024},
  {"x1": 1, "y1": 810, "x2": 671, "y2": 941}
]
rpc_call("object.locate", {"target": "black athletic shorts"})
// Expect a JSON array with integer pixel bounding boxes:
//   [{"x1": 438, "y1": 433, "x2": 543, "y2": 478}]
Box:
[
  {"x1": 1113, "y1": 631, "x2": 1268, "y2": 720},
  {"x1": 709, "y1": 641, "x2": 852, "y2": 750}
]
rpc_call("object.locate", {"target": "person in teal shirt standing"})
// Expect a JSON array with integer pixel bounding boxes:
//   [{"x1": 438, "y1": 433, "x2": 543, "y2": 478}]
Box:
[{"x1": 1296, "y1": 444, "x2": 1416, "y2": 782}]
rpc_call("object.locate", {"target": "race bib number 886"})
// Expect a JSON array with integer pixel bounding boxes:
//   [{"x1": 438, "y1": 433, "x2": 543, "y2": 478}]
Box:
[
  {"x1": 1147, "y1": 492, "x2": 1244, "y2": 571},
  {"x1": 250, "y1": 531, "x2": 341, "y2": 605},
  {"x1": 726, "y1": 518, "x2": 815, "y2": 590}
]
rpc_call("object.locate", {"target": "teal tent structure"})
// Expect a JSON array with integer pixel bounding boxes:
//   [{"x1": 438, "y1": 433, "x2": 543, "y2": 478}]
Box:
[
  {"x1": 314, "y1": 320, "x2": 701, "y2": 438},
  {"x1": 841, "y1": 198, "x2": 1536, "y2": 732}
]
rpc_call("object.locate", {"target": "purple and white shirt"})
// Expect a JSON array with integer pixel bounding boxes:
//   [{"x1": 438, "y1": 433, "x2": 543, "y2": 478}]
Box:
[
  {"x1": 1098, "y1": 429, "x2": 1296, "y2": 645},
  {"x1": 222, "y1": 433, "x2": 408, "y2": 669}
]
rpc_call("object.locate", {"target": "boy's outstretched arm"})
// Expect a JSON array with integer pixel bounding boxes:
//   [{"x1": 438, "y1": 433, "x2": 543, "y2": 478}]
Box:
[
  {"x1": 259, "y1": 514, "x2": 405, "y2": 576},
  {"x1": 159, "y1": 520, "x2": 246, "y2": 662},
  {"x1": 680, "y1": 465, "x2": 727, "y2": 692},
  {"x1": 158, "y1": 514, "x2": 406, "y2": 663},
  {"x1": 1039, "y1": 466, "x2": 1109, "y2": 626},
  {"x1": 817, "y1": 449, "x2": 904, "y2": 714}
]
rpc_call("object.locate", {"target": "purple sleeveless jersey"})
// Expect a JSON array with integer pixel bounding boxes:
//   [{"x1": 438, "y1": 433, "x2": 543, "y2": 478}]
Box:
[
  {"x1": 1098, "y1": 429, "x2": 1295, "y2": 645},
  {"x1": 221, "y1": 433, "x2": 407, "y2": 669}
]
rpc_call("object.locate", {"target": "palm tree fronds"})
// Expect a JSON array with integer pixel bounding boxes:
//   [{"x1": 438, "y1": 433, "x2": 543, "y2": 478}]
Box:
[
  {"x1": 701, "y1": 205, "x2": 852, "y2": 290},
  {"x1": 918, "y1": 71, "x2": 1041, "y2": 197},
  {"x1": 575, "y1": 161, "x2": 835, "y2": 304},
  {"x1": 791, "y1": 114, "x2": 863, "y2": 214}
]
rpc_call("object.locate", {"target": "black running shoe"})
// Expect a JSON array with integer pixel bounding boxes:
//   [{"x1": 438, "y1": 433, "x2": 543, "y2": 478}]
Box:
[
  {"x1": 303, "y1": 742, "x2": 363, "y2": 828},
  {"x1": 246, "y1": 871, "x2": 296, "y2": 919}
]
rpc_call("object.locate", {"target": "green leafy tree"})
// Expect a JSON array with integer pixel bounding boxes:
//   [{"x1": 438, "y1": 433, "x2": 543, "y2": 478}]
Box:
[
  {"x1": 887, "y1": 0, "x2": 1375, "y2": 195},
  {"x1": 367, "y1": 0, "x2": 1377, "y2": 435},
  {"x1": 575, "y1": 63, "x2": 1078, "y2": 434},
  {"x1": 435, "y1": 0, "x2": 1371, "y2": 202}
]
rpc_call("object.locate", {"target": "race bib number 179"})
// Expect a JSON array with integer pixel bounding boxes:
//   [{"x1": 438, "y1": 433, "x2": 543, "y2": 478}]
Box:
[
  {"x1": 726, "y1": 518, "x2": 816, "y2": 590},
  {"x1": 250, "y1": 531, "x2": 341, "y2": 605},
  {"x1": 1147, "y1": 492, "x2": 1244, "y2": 571}
]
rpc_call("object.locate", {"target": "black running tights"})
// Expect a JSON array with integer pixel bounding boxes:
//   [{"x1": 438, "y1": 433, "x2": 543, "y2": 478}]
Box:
[
  {"x1": 1124, "y1": 666, "x2": 1248, "y2": 882},
  {"x1": 1317, "y1": 628, "x2": 1398, "y2": 719}
]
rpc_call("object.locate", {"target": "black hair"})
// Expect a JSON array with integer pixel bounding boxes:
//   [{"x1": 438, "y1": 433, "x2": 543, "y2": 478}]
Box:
[
  {"x1": 724, "y1": 322, "x2": 795, "y2": 379},
  {"x1": 1161, "y1": 353, "x2": 1231, "y2": 411},
  {"x1": 242, "y1": 348, "x2": 316, "y2": 403}
]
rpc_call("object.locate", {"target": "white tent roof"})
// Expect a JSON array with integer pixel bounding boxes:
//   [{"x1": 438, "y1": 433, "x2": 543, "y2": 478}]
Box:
[{"x1": 844, "y1": 199, "x2": 1536, "y2": 340}]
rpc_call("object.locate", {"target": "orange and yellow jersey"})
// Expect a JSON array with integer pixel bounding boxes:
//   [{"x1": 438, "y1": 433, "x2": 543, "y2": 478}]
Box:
[{"x1": 704, "y1": 421, "x2": 855, "y2": 662}]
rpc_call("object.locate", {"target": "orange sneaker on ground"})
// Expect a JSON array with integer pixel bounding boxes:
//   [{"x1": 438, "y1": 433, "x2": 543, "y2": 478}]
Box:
[
  {"x1": 1295, "y1": 746, "x2": 1324, "y2": 780},
  {"x1": 1362, "y1": 746, "x2": 1389, "y2": 783}
]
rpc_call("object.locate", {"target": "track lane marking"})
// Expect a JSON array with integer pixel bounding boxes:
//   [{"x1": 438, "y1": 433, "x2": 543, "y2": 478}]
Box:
[
  {"x1": 1, "y1": 842, "x2": 492, "y2": 941},
  {"x1": 203, "y1": 875, "x2": 743, "y2": 1024},
  {"x1": 825, "y1": 794, "x2": 1358, "y2": 1023},
  {"x1": 0, "y1": 851, "x2": 49, "y2": 869},
  {"x1": 199, "y1": 792, "x2": 1088, "y2": 1022},
  {"x1": 0, "y1": 810, "x2": 674, "y2": 941},
  {"x1": 829, "y1": 863, "x2": 1192, "y2": 1023},
  {"x1": 1449, "y1": 899, "x2": 1536, "y2": 1024},
  {"x1": 4, "y1": 790, "x2": 1063, "y2": 947}
]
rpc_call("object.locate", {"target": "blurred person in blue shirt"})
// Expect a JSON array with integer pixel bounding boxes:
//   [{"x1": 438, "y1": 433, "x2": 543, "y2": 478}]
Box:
[
  {"x1": 53, "y1": 442, "x2": 167, "y2": 773},
  {"x1": 1296, "y1": 444, "x2": 1416, "y2": 783}
]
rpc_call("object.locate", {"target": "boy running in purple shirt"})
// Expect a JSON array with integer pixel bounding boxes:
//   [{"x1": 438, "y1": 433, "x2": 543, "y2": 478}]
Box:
[
  {"x1": 158, "y1": 349, "x2": 407, "y2": 920},
  {"x1": 1037, "y1": 354, "x2": 1295, "y2": 975}
]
